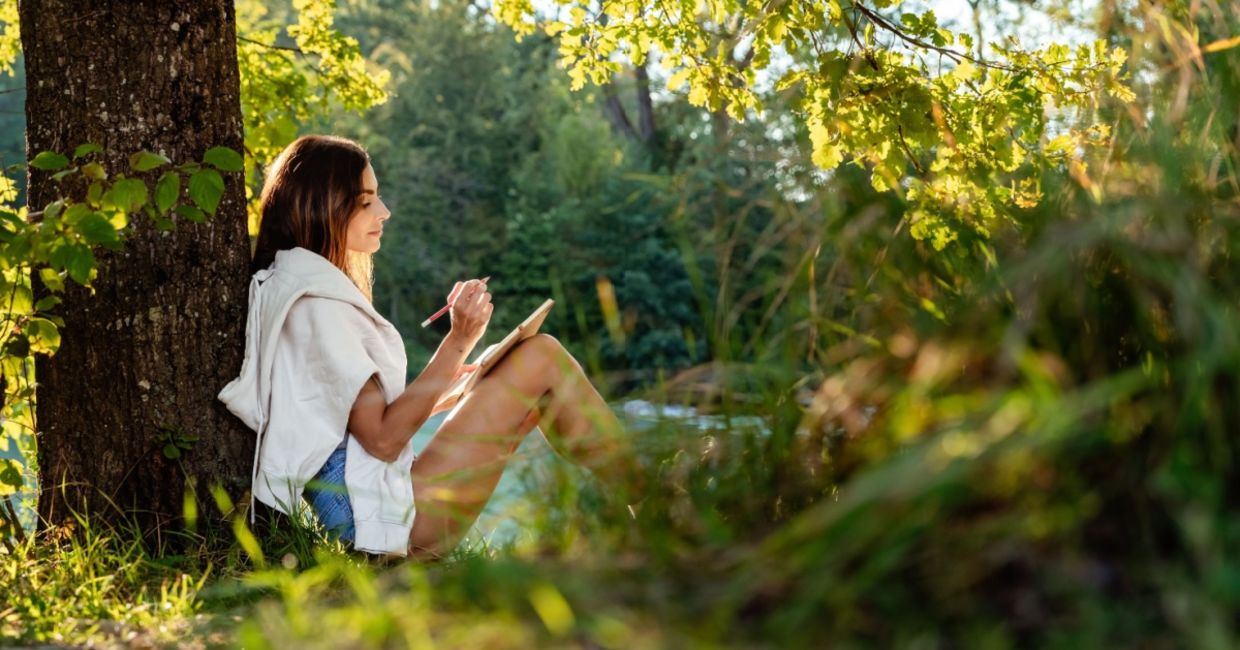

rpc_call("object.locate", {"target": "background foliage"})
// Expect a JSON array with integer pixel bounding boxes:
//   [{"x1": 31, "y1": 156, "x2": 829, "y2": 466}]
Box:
[{"x1": 4, "y1": 0, "x2": 1240, "y2": 647}]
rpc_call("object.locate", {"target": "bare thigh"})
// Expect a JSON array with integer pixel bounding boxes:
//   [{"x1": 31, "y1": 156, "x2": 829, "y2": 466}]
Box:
[{"x1": 406, "y1": 335, "x2": 558, "y2": 559}]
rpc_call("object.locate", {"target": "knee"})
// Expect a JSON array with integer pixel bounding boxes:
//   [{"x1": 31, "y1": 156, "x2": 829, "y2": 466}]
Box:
[
  {"x1": 525, "y1": 333, "x2": 564, "y2": 355},
  {"x1": 518, "y1": 333, "x2": 578, "y2": 372},
  {"x1": 518, "y1": 332, "x2": 562, "y2": 357}
]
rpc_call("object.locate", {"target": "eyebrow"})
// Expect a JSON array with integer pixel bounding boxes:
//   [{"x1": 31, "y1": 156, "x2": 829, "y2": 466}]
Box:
[{"x1": 359, "y1": 189, "x2": 376, "y2": 195}]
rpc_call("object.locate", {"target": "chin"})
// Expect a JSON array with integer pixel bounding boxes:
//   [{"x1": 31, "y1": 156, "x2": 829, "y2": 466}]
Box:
[{"x1": 348, "y1": 240, "x2": 382, "y2": 254}]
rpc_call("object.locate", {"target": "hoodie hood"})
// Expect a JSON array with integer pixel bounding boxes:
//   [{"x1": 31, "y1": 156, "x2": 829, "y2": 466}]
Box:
[{"x1": 218, "y1": 247, "x2": 380, "y2": 434}]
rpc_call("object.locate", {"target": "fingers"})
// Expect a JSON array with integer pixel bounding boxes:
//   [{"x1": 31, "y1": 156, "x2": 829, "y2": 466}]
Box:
[
  {"x1": 447, "y1": 278, "x2": 494, "y2": 345},
  {"x1": 454, "y1": 278, "x2": 488, "y2": 301},
  {"x1": 449, "y1": 278, "x2": 486, "y2": 301},
  {"x1": 469, "y1": 286, "x2": 492, "y2": 309},
  {"x1": 449, "y1": 280, "x2": 491, "y2": 318},
  {"x1": 456, "y1": 278, "x2": 491, "y2": 310}
]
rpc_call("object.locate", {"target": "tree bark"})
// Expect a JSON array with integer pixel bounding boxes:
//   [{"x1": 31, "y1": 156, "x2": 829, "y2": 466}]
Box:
[
  {"x1": 20, "y1": 0, "x2": 251, "y2": 532},
  {"x1": 634, "y1": 63, "x2": 656, "y2": 143},
  {"x1": 601, "y1": 78, "x2": 639, "y2": 142}
]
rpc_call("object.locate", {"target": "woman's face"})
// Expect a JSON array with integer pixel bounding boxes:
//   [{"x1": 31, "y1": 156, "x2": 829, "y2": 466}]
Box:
[{"x1": 346, "y1": 163, "x2": 391, "y2": 254}]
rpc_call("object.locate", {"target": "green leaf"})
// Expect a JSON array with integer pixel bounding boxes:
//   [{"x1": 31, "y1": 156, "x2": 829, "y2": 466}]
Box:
[
  {"x1": 61, "y1": 202, "x2": 90, "y2": 226},
  {"x1": 0, "y1": 214, "x2": 25, "y2": 242},
  {"x1": 129, "y1": 150, "x2": 172, "y2": 172},
  {"x1": 188, "y1": 169, "x2": 224, "y2": 215},
  {"x1": 50, "y1": 167, "x2": 78, "y2": 182},
  {"x1": 38, "y1": 267, "x2": 65, "y2": 293},
  {"x1": 0, "y1": 458, "x2": 21, "y2": 495},
  {"x1": 43, "y1": 200, "x2": 65, "y2": 223},
  {"x1": 174, "y1": 204, "x2": 206, "y2": 223},
  {"x1": 73, "y1": 143, "x2": 102, "y2": 159},
  {"x1": 34, "y1": 295, "x2": 61, "y2": 311},
  {"x1": 66, "y1": 244, "x2": 95, "y2": 285},
  {"x1": 48, "y1": 241, "x2": 71, "y2": 270},
  {"x1": 26, "y1": 316, "x2": 61, "y2": 354},
  {"x1": 809, "y1": 124, "x2": 843, "y2": 168},
  {"x1": 81, "y1": 162, "x2": 106, "y2": 181},
  {"x1": 77, "y1": 212, "x2": 120, "y2": 245},
  {"x1": 155, "y1": 172, "x2": 180, "y2": 214},
  {"x1": 103, "y1": 178, "x2": 148, "y2": 212},
  {"x1": 162, "y1": 444, "x2": 181, "y2": 460},
  {"x1": 30, "y1": 151, "x2": 69, "y2": 171},
  {"x1": 0, "y1": 209, "x2": 23, "y2": 229},
  {"x1": 202, "y1": 146, "x2": 243, "y2": 172}
]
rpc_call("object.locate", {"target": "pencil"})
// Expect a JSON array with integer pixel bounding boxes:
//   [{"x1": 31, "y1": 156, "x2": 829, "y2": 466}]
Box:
[{"x1": 420, "y1": 277, "x2": 490, "y2": 328}]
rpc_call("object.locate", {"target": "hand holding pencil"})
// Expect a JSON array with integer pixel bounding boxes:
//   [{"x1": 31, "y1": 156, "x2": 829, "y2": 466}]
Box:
[
  {"x1": 424, "y1": 276, "x2": 493, "y2": 347},
  {"x1": 421, "y1": 276, "x2": 490, "y2": 327}
]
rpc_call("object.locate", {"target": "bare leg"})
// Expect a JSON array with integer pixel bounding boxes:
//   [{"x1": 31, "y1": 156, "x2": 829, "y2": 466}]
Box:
[{"x1": 408, "y1": 334, "x2": 631, "y2": 559}]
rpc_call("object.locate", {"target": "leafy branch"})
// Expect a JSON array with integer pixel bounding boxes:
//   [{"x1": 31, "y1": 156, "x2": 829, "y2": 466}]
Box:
[
  {"x1": 848, "y1": 2, "x2": 1015, "y2": 72},
  {"x1": 0, "y1": 144, "x2": 242, "y2": 496},
  {"x1": 494, "y1": 0, "x2": 1133, "y2": 251}
]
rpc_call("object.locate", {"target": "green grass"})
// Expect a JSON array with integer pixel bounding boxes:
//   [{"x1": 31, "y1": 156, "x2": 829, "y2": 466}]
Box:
[
  {"x1": 1, "y1": 513, "x2": 208, "y2": 645},
  {"x1": 2, "y1": 344, "x2": 1237, "y2": 649}
]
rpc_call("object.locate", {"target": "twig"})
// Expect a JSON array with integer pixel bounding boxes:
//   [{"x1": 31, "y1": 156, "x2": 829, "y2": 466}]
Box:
[
  {"x1": 237, "y1": 35, "x2": 303, "y2": 53},
  {"x1": 850, "y1": 2, "x2": 1015, "y2": 72},
  {"x1": 840, "y1": 5, "x2": 878, "y2": 70},
  {"x1": 897, "y1": 125, "x2": 925, "y2": 175}
]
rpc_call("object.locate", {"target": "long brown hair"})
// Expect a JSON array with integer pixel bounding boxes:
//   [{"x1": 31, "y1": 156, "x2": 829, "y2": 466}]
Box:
[{"x1": 252, "y1": 134, "x2": 374, "y2": 300}]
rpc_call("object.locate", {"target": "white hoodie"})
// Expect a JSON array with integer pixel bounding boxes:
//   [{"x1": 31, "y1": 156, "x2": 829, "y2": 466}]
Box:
[{"x1": 218, "y1": 247, "x2": 416, "y2": 555}]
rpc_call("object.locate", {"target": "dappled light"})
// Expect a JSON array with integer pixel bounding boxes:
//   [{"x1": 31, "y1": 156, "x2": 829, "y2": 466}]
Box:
[{"x1": 2, "y1": 0, "x2": 1240, "y2": 647}]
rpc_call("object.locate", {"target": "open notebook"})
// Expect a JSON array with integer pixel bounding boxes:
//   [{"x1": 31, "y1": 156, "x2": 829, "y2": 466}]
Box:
[{"x1": 434, "y1": 298, "x2": 555, "y2": 410}]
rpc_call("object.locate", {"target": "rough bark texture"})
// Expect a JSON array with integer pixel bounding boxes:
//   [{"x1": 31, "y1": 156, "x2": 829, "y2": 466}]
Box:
[{"x1": 20, "y1": 0, "x2": 252, "y2": 531}]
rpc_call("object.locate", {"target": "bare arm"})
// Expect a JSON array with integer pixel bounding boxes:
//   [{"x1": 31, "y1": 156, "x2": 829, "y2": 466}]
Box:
[{"x1": 347, "y1": 279, "x2": 493, "y2": 462}]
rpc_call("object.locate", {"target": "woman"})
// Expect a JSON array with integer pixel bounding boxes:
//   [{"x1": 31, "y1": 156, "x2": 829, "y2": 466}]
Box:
[{"x1": 219, "y1": 134, "x2": 632, "y2": 559}]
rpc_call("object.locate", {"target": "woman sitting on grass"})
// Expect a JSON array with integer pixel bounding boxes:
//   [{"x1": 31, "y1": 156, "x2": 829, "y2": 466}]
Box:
[{"x1": 219, "y1": 134, "x2": 634, "y2": 559}]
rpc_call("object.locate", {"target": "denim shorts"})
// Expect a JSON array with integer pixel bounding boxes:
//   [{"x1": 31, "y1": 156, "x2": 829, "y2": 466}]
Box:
[{"x1": 304, "y1": 444, "x2": 355, "y2": 544}]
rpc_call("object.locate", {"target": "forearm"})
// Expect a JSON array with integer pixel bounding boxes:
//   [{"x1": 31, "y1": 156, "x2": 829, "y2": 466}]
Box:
[
  {"x1": 379, "y1": 331, "x2": 474, "y2": 444},
  {"x1": 349, "y1": 277, "x2": 491, "y2": 462}
]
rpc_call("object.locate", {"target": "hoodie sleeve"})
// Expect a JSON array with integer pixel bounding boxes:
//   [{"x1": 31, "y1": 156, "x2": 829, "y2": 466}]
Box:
[{"x1": 284, "y1": 296, "x2": 387, "y2": 426}]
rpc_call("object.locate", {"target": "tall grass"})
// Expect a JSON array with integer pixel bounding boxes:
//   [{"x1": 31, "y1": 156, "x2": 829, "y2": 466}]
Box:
[{"x1": 0, "y1": 511, "x2": 206, "y2": 645}]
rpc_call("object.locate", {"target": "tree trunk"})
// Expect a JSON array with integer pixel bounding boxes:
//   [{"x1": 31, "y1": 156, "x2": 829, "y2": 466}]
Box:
[
  {"x1": 601, "y1": 78, "x2": 639, "y2": 142},
  {"x1": 20, "y1": 0, "x2": 252, "y2": 532},
  {"x1": 634, "y1": 63, "x2": 656, "y2": 143}
]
